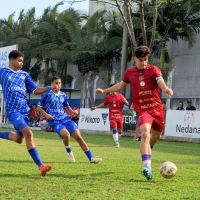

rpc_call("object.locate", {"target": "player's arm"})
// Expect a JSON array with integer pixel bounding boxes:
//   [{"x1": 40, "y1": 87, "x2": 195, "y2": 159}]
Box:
[
  {"x1": 91, "y1": 102, "x2": 105, "y2": 111},
  {"x1": 96, "y1": 81, "x2": 128, "y2": 94},
  {"x1": 65, "y1": 106, "x2": 78, "y2": 117},
  {"x1": 122, "y1": 97, "x2": 129, "y2": 106},
  {"x1": 157, "y1": 78, "x2": 173, "y2": 96},
  {"x1": 33, "y1": 85, "x2": 55, "y2": 95},
  {"x1": 37, "y1": 106, "x2": 54, "y2": 120}
]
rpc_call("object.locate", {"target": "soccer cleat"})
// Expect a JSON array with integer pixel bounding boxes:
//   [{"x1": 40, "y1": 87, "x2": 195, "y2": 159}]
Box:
[
  {"x1": 141, "y1": 167, "x2": 153, "y2": 181},
  {"x1": 90, "y1": 157, "x2": 102, "y2": 164},
  {"x1": 68, "y1": 152, "x2": 76, "y2": 163},
  {"x1": 39, "y1": 164, "x2": 52, "y2": 176},
  {"x1": 115, "y1": 142, "x2": 120, "y2": 148}
]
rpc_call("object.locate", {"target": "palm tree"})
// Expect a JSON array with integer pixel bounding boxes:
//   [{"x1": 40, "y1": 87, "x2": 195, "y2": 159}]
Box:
[{"x1": 154, "y1": 0, "x2": 200, "y2": 77}]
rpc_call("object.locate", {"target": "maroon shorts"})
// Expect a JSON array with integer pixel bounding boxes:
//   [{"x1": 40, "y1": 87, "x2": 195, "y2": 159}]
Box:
[
  {"x1": 137, "y1": 109, "x2": 164, "y2": 132},
  {"x1": 110, "y1": 119, "x2": 123, "y2": 129}
]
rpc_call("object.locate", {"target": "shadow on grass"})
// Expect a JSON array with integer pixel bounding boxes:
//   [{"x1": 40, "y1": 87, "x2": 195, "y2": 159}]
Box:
[
  {"x1": 48, "y1": 171, "x2": 114, "y2": 178},
  {"x1": 0, "y1": 171, "x2": 114, "y2": 180},
  {"x1": 0, "y1": 173, "x2": 42, "y2": 179},
  {"x1": 0, "y1": 159, "x2": 33, "y2": 164},
  {"x1": 129, "y1": 178, "x2": 156, "y2": 183}
]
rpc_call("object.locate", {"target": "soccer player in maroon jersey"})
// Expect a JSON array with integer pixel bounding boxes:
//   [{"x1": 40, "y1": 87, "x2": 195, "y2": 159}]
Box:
[
  {"x1": 96, "y1": 46, "x2": 173, "y2": 180},
  {"x1": 91, "y1": 90, "x2": 129, "y2": 148}
]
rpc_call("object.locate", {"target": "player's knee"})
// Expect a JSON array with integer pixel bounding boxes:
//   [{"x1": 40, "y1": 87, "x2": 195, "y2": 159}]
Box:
[
  {"x1": 62, "y1": 133, "x2": 70, "y2": 140},
  {"x1": 15, "y1": 135, "x2": 23, "y2": 144},
  {"x1": 141, "y1": 131, "x2": 150, "y2": 140},
  {"x1": 16, "y1": 137, "x2": 23, "y2": 144},
  {"x1": 75, "y1": 135, "x2": 84, "y2": 144},
  {"x1": 24, "y1": 129, "x2": 33, "y2": 139}
]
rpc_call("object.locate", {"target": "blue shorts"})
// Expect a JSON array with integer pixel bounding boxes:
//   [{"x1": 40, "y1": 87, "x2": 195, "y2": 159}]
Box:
[
  {"x1": 49, "y1": 119, "x2": 78, "y2": 138},
  {"x1": 7, "y1": 112, "x2": 29, "y2": 136}
]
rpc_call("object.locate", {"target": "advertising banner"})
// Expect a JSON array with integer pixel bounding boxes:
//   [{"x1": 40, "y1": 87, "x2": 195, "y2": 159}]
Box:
[
  {"x1": 0, "y1": 45, "x2": 17, "y2": 124},
  {"x1": 0, "y1": 45, "x2": 17, "y2": 68},
  {"x1": 78, "y1": 108, "x2": 110, "y2": 131},
  {"x1": 165, "y1": 110, "x2": 200, "y2": 139},
  {"x1": 122, "y1": 110, "x2": 137, "y2": 133},
  {"x1": 78, "y1": 108, "x2": 137, "y2": 134}
]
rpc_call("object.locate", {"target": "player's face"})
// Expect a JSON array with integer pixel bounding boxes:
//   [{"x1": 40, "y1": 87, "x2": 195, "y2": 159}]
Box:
[
  {"x1": 51, "y1": 79, "x2": 62, "y2": 93},
  {"x1": 135, "y1": 56, "x2": 148, "y2": 70},
  {"x1": 11, "y1": 56, "x2": 24, "y2": 70}
]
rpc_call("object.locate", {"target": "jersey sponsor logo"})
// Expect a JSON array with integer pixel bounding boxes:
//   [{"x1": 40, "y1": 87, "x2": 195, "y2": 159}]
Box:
[
  {"x1": 9, "y1": 86, "x2": 25, "y2": 92},
  {"x1": 81, "y1": 115, "x2": 100, "y2": 123},
  {"x1": 49, "y1": 109, "x2": 63, "y2": 113},
  {"x1": 139, "y1": 90, "x2": 152, "y2": 96},
  {"x1": 101, "y1": 113, "x2": 108, "y2": 125}
]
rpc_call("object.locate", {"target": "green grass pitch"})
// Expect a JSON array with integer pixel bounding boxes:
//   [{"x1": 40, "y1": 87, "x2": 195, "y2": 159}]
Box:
[{"x1": 0, "y1": 128, "x2": 199, "y2": 200}]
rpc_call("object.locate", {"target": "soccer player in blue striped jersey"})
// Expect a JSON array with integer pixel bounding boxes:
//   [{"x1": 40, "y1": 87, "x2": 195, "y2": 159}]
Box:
[
  {"x1": 37, "y1": 76, "x2": 102, "y2": 164},
  {"x1": 0, "y1": 50, "x2": 52, "y2": 176}
]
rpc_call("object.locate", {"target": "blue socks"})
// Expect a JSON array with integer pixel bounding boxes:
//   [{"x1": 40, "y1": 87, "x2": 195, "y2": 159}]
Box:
[
  {"x1": 0, "y1": 131, "x2": 10, "y2": 140},
  {"x1": 112, "y1": 128, "x2": 117, "y2": 134},
  {"x1": 66, "y1": 146, "x2": 72, "y2": 153},
  {"x1": 28, "y1": 148, "x2": 43, "y2": 167},
  {"x1": 85, "y1": 149, "x2": 93, "y2": 161}
]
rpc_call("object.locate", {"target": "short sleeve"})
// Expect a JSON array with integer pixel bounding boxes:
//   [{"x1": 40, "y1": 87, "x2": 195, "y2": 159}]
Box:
[
  {"x1": 25, "y1": 74, "x2": 37, "y2": 93},
  {"x1": 153, "y1": 66, "x2": 162, "y2": 80},
  {"x1": 104, "y1": 96, "x2": 109, "y2": 105},
  {"x1": 63, "y1": 94, "x2": 70, "y2": 107},
  {"x1": 122, "y1": 69, "x2": 130, "y2": 83},
  {"x1": 38, "y1": 93, "x2": 47, "y2": 108}
]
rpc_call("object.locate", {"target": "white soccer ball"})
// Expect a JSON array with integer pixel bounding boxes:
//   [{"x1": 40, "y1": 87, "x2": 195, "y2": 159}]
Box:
[{"x1": 160, "y1": 161, "x2": 177, "y2": 179}]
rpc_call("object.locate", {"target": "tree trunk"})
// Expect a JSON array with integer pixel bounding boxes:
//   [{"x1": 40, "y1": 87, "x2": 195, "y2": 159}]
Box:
[
  {"x1": 120, "y1": 3, "x2": 128, "y2": 80},
  {"x1": 140, "y1": 0, "x2": 148, "y2": 46},
  {"x1": 149, "y1": 0, "x2": 158, "y2": 50}
]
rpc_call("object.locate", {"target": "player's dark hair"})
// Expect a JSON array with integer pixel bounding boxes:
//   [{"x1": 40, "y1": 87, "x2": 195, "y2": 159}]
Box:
[
  {"x1": 8, "y1": 50, "x2": 24, "y2": 60},
  {"x1": 51, "y1": 76, "x2": 61, "y2": 83},
  {"x1": 135, "y1": 46, "x2": 150, "y2": 58}
]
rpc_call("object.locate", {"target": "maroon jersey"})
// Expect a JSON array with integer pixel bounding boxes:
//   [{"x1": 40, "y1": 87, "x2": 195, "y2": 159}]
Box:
[
  {"x1": 104, "y1": 93, "x2": 125, "y2": 120},
  {"x1": 123, "y1": 65, "x2": 163, "y2": 112}
]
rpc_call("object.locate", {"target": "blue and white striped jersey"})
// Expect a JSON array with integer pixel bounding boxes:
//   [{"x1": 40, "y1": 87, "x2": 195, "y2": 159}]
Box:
[
  {"x1": 38, "y1": 90, "x2": 71, "y2": 121},
  {"x1": 0, "y1": 67, "x2": 37, "y2": 114}
]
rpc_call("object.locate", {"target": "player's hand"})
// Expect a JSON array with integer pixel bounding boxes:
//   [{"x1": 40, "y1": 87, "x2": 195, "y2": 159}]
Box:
[
  {"x1": 96, "y1": 88, "x2": 104, "y2": 94},
  {"x1": 90, "y1": 107, "x2": 96, "y2": 111},
  {"x1": 166, "y1": 87, "x2": 173, "y2": 96},
  {"x1": 72, "y1": 111, "x2": 78, "y2": 117}
]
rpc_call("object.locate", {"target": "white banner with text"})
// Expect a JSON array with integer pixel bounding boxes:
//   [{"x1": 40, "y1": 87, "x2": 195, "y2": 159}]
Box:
[
  {"x1": 165, "y1": 110, "x2": 200, "y2": 139},
  {"x1": 0, "y1": 44, "x2": 18, "y2": 68},
  {"x1": 78, "y1": 108, "x2": 110, "y2": 131}
]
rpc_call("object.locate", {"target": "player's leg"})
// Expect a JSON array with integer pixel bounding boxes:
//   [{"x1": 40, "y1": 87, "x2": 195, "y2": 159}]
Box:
[
  {"x1": 0, "y1": 131, "x2": 23, "y2": 143},
  {"x1": 9, "y1": 113, "x2": 51, "y2": 176},
  {"x1": 59, "y1": 127, "x2": 75, "y2": 162},
  {"x1": 135, "y1": 126, "x2": 141, "y2": 141},
  {"x1": 66, "y1": 120, "x2": 102, "y2": 163},
  {"x1": 22, "y1": 126, "x2": 52, "y2": 176},
  {"x1": 71, "y1": 128, "x2": 102, "y2": 164},
  {"x1": 138, "y1": 112, "x2": 153, "y2": 180},
  {"x1": 139, "y1": 123, "x2": 153, "y2": 180},
  {"x1": 110, "y1": 120, "x2": 120, "y2": 147},
  {"x1": 116, "y1": 120, "x2": 123, "y2": 147},
  {"x1": 150, "y1": 109, "x2": 164, "y2": 149},
  {"x1": 134, "y1": 115, "x2": 141, "y2": 141},
  {"x1": 150, "y1": 129, "x2": 161, "y2": 149}
]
